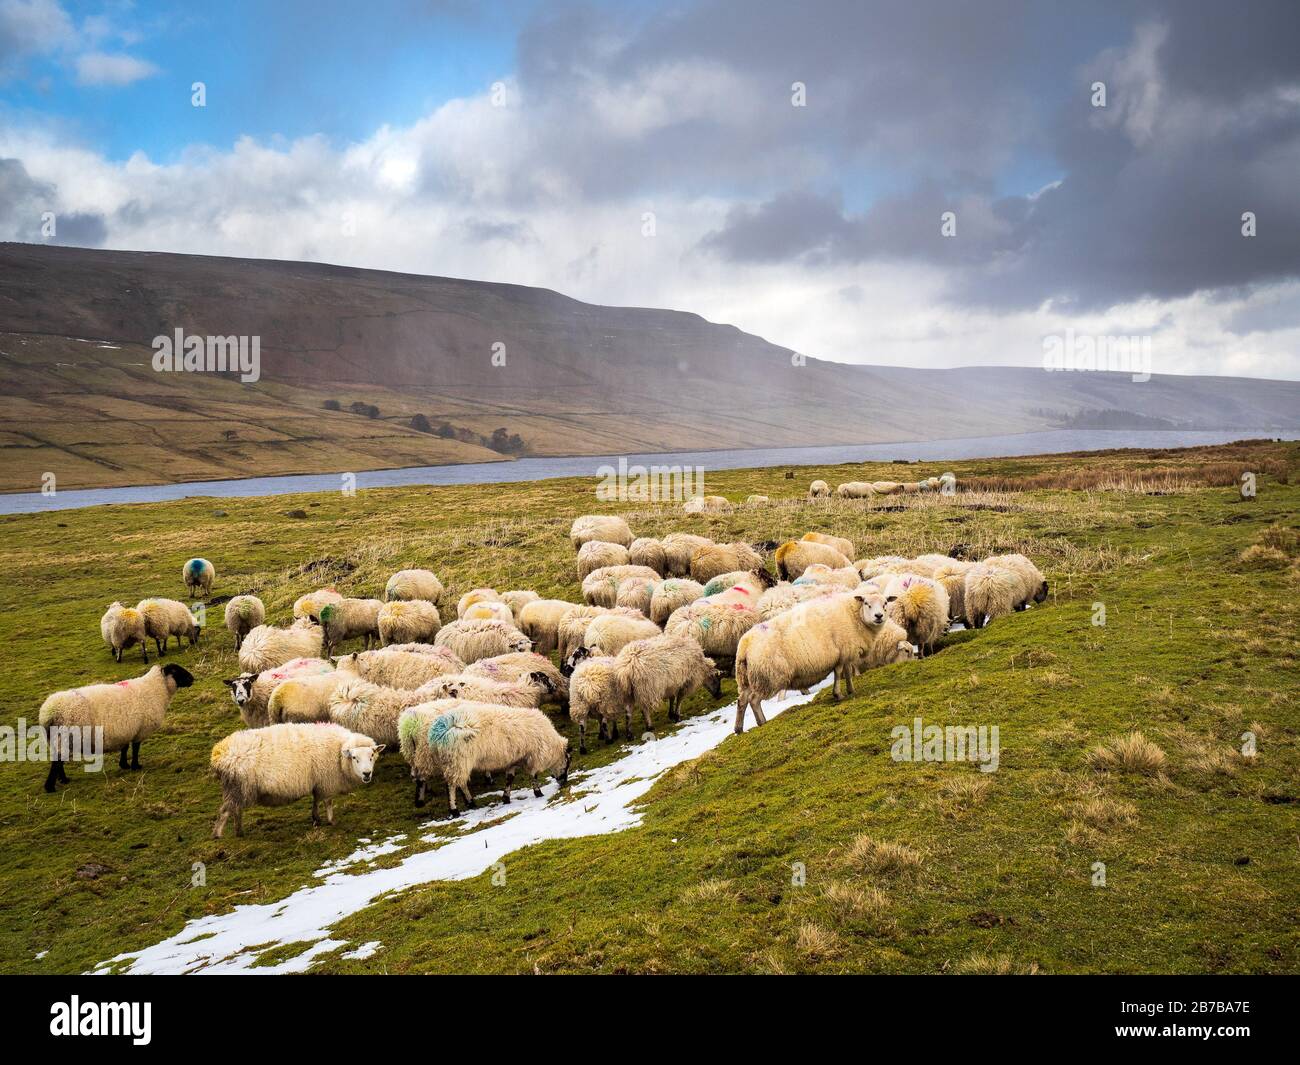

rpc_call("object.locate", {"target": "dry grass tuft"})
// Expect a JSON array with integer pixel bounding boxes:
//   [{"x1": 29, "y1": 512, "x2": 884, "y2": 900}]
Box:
[
  {"x1": 824, "y1": 880, "x2": 892, "y2": 919},
  {"x1": 938, "y1": 774, "x2": 993, "y2": 813},
  {"x1": 681, "y1": 877, "x2": 732, "y2": 903},
  {"x1": 845, "y1": 834, "x2": 924, "y2": 876},
  {"x1": 795, "y1": 921, "x2": 840, "y2": 961},
  {"x1": 1087, "y1": 731, "x2": 1167, "y2": 775},
  {"x1": 1239, "y1": 544, "x2": 1289, "y2": 568},
  {"x1": 951, "y1": 951, "x2": 1041, "y2": 975}
]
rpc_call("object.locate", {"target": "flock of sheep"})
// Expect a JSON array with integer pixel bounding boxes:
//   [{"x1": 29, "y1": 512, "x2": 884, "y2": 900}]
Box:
[{"x1": 37, "y1": 479, "x2": 1048, "y2": 836}]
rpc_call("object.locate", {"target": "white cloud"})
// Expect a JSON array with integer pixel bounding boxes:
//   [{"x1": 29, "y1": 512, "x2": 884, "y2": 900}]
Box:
[{"x1": 74, "y1": 50, "x2": 158, "y2": 86}]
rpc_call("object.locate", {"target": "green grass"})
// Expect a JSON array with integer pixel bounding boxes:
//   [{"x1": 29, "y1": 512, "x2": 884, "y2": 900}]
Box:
[{"x1": 1, "y1": 445, "x2": 1297, "y2": 974}]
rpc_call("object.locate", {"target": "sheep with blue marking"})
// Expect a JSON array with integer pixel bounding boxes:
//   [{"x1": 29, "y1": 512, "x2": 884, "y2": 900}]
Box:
[{"x1": 183, "y1": 558, "x2": 214, "y2": 598}]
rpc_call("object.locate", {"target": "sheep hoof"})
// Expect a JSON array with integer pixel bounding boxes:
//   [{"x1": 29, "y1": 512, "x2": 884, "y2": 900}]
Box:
[
  {"x1": 43, "y1": 780, "x2": 57, "y2": 794},
  {"x1": 533, "y1": 787, "x2": 543, "y2": 798}
]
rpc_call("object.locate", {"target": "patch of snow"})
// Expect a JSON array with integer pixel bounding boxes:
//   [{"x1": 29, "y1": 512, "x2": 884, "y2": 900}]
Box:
[
  {"x1": 36, "y1": 951, "x2": 48, "y2": 960},
  {"x1": 92, "y1": 679, "x2": 831, "y2": 974},
  {"x1": 315, "y1": 834, "x2": 407, "y2": 877},
  {"x1": 341, "y1": 941, "x2": 382, "y2": 960}
]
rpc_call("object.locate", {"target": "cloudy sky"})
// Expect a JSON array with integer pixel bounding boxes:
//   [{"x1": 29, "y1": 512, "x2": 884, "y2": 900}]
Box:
[{"x1": 3, "y1": 0, "x2": 1299, "y2": 378}]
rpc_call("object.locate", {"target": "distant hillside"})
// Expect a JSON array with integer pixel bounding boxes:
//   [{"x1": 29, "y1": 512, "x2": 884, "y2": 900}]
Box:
[{"x1": 1, "y1": 242, "x2": 1296, "y2": 491}]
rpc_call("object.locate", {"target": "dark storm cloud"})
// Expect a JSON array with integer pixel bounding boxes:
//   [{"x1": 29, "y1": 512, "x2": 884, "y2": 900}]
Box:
[{"x1": 0, "y1": 158, "x2": 107, "y2": 246}]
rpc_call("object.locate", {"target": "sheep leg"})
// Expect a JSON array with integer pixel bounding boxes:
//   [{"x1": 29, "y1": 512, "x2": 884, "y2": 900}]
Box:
[
  {"x1": 734, "y1": 699, "x2": 747, "y2": 734},
  {"x1": 750, "y1": 695, "x2": 768, "y2": 728},
  {"x1": 130, "y1": 740, "x2": 141, "y2": 770},
  {"x1": 668, "y1": 694, "x2": 680, "y2": 723},
  {"x1": 532, "y1": 773, "x2": 543, "y2": 798},
  {"x1": 44, "y1": 759, "x2": 63, "y2": 793},
  {"x1": 212, "y1": 797, "x2": 236, "y2": 838},
  {"x1": 324, "y1": 799, "x2": 334, "y2": 825},
  {"x1": 608, "y1": 719, "x2": 618, "y2": 741},
  {"x1": 624, "y1": 706, "x2": 634, "y2": 739},
  {"x1": 414, "y1": 778, "x2": 427, "y2": 807},
  {"x1": 461, "y1": 785, "x2": 476, "y2": 808},
  {"x1": 119, "y1": 746, "x2": 129, "y2": 770},
  {"x1": 114, "y1": 647, "x2": 122, "y2": 663},
  {"x1": 503, "y1": 771, "x2": 515, "y2": 802},
  {"x1": 579, "y1": 720, "x2": 588, "y2": 755},
  {"x1": 57, "y1": 760, "x2": 69, "y2": 783},
  {"x1": 311, "y1": 792, "x2": 321, "y2": 826},
  {"x1": 843, "y1": 669, "x2": 854, "y2": 697},
  {"x1": 641, "y1": 703, "x2": 655, "y2": 734}
]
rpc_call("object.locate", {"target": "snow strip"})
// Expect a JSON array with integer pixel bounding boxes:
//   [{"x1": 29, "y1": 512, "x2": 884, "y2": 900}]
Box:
[{"x1": 93, "y1": 679, "x2": 830, "y2": 974}]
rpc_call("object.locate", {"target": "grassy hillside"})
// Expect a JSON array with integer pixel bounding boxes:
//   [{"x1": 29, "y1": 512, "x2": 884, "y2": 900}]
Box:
[{"x1": 0, "y1": 441, "x2": 1296, "y2": 974}]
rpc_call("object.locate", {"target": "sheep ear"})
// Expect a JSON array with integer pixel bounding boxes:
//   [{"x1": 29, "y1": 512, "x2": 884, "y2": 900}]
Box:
[
  {"x1": 854, "y1": 594, "x2": 866, "y2": 604},
  {"x1": 373, "y1": 744, "x2": 386, "y2": 755}
]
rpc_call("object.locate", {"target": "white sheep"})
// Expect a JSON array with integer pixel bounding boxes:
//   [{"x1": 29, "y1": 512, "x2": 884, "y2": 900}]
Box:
[
  {"x1": 746, "y1": 494, "x2": 770, "y2": 505},
  {"x1": 210, "y1": 723, "x2": 382, "y2": 837},
  {"x1": 500, "y1": 590, "x2": 540, "y2": 619},
  {"x1": 463, "y1": 600, "x2": 517, "y2": 626},
  {"x1": 577, "y1": 540, "x2": 630, "y2": 580},
  {"x1": 101, "y1": 601, "x2": 149, "y2": 663},
  {"x1": 757, "y1": 581, "x2": 841, "y2": 619},
  {"x1": 791, "y1": 563, "x2": 861, "y2": 589},
  {"x1": 854, "y1": 555, "x2": 909, "y2": 580},
  {"x1": 663, "y1": 598, "x2": 760, "y2": 673},
  {"x1": 963, "y1": 563, "x2": 1022, "y2": 628},
  {"x1": 378, "y1": 599, "x2": 442, "y2": 646},
  {"x1": 328, "y1": 675, "x2": 440, "y2": 746},
  {"x1": 987, "y1": 553, "x2": 1049, "y2": 609},
  {"x1": 628, "y1": 537, "x2": 666, "y2": 574},
  {"x1": 434, "y1": 618, "x2": 532, "y2": 664},
  {"x1": 137, "y1": 598, "x2": 201, "y2": 655},
  {"x1": 40, "y1": 664, "x2": 193, "y2": 791},
  {"x1": 316, "y1": 597, "x2": 383, "y2": 655},
  {"x1": 223, "y1": 595, "x2": 265, "y2": 650},
  {"x1": 682, "y1": 495, "x2": 731, "y2": 513},
  {"x1": 650, "y1": 579, "x2": 706, "y2": 625},
  {"x1": 581, "y1": 564, "x2": 661, "y2": 608},
  {"x1": 567, "y1": 654, "x2": 624, "y2": 752},
  {"x1": 569, "y1": 514, "x2": 633, "y2": 551},
  {"x1": 334, "y1": 647, "x2": 465, "y2": 689},
  {"x1": 514, "y1": 598, "x2": 575, "y2": 655},
  {"x1": 882, "y1": 573, "x2": 951, "y2": 655},
  {"x1": 238, "y1": 619, "x2": 324, "y2": 674},
  {"x1": 225, "y1": 657, "x2": 335, "y2": 728},
  {"x1": 835, "y1": 482, "x2": 875, "y2": 498},
  {"x1": 398, "y1": 700, "x2": 570, "y2": 813},
  {"x1": 661, "y1": 533, "x2": 714, "y2": 577},
  {"x1": 580, "y1": 612, "x2": 660, "y2": 657},
  {"x1": 384, "y1": 568, "x2": 444, "y2": 605},
  {"x1": 556, "y1": 605, "x2": 617, "y2": 661},
  {"x1": 462, "y1": 652, "x2": 569, "y2": 711},
  {"x1": 183, "y1": 558, "x2": 215, "y2": 598},
  {"x1": 689, "y1": 542, "x2": 766, "y2": 584},
  {"x1": 419, "y1": 671, "x2": 555, "y2": 708},
  {"x1": 774, "y1": 540, "x2": 851, "y2": 580},
  {"x1": 456, "y1": 588, "x2": 500, "y2": 618},
  {"x1": 809, "y1": 480, "x2": 831, "y2": 499},
  {"x1": 734, "y1": 591, "x2": 906, "y2": 732},
  {"x1": 615, "y1": 633, "x2": 721, "y2": 733},
  {"x1": 802, "y1": 531, "x2": 856, "y2": 559},
  {"x1": 932, "y1": 559, "x2": 974, "y2": 621},
  {"x1": 293, "y1": 587, "x2": 343, "y2": 620},
  {"x1": 614, "y1": 575, "x2": 658, "y2": 617},
  {"x1": 267, "y1": 671, "x2": 344, "y2": 724}
]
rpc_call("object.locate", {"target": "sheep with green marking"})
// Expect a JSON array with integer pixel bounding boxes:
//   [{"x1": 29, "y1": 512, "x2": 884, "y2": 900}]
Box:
[
  {"x1": 314, "y1": 598, "x2": 383, "y2": 655},
  {"x1": 223, "y1": 595, "x2": 265, "y2": 651}
]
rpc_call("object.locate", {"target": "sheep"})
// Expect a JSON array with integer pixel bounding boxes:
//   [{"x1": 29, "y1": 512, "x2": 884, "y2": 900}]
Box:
[
  {"x1": 500, "y1": 590, "x2": 540, "y2": 620},
  {"x1": 932, "y1": 559, "x2": 974, "y2": 621},
  {"x1": 577, "y1": 540, "x2": 630, "y2": 580},
  {"x1": 579, "y1": 612, "x2": 660, "y2": 658},
  {"x1": 463, "y1": 600, "x2": 517, "y2": 626},
  {"x1": 854, "y1": 555, "x2": 910, "y2": 580},
  {"x1": 615, "y1": 575, "x2": 659, "y2": 617},
  {"x1": 581, "y1": 564, "x2": 661, "y2": 608},
  {"x1": 745, "y1": 494, "x2": 769, "y2": 505},
  {"x1": 266, "y1": 671, "x2": 344, "y2": 724},
  {"x1": 733, "y1": 591, "x2": 900, "y2": 732},
  {"x1": 663, "y1": 598, "x2": 760, "y2": 673},
  {"x1": 293, "y1": 587, "x2": 343, "y2": 620},
  {"x1": 398, "y1": 700, "x2": 570, "y2": 813},
  {"x1": 225, "y1": 657, "x2": 334, "y2": 728},
  {"x1": 419, "y1": 671, "x2": 555, "y2": 709},
  {"x1": 615, "y1": 633, "x2": 721, "y2": 733},
  {"x1": 689, "y1": 542, "x2": 766, "y2": 584},
  {"x1": 757, "y1": 580, "x2": 842, "y2": 619},
  {"x1": 334, "y1": 647, "x2": 465, "y2": 689},
  {"x1": 210, "y1": 723, "x2": 382, "y2": 837},
  {"x1": 682, "y1": 495, "x2": 731, "y2": 513},
  {"x1": 628, "y1": 537, "x2": 666, "y2": 574},
  {"x1": 463, "y1": 652, "x2": 569, "y2": 711},
  {"x1": 963, "y1": 563, "x2": 1023, "y2": 628},
  {"x1": 793, "y1": 563, "x2": 862, "y2": 589},
  {"x1": 987, "y1": 553, "x2": 1049, "y2": 609},
  {"x1": 101, "y1": 601, "x2": 148, "y2": 663},
  {"x1": 384, "y1": 568, "x2": 444, "y2": 605},
  {"x1": 661, "y1": 533, "x2": 714, "y2": 577},
  {"x1": 517, "y1": 598, "x2": 578, "y2": 655},
  {"x1": 567, "y1": 654, "x2": 623, "y2": 752},
  {"x1": 381, "y1": 642, "x2": 443, "y2": 654},
  {"x1": 650, "y1": 578, "x2": 706, "y2": 625},
  {"x1": 802, "y1": 531, "x2": 856, "y2": 559},
  {"x1": 556, "y1": 605, "x2": 615, "y2": 661},
  {"x1": 569, "y1": 514, "x2": 633, "y2": 551},
  {"x1": 137, "y1": 598, "x2": 201, "y2": 654},
  {"x1": 701, "y1": 569, "x2": 775, "y2": 601},
  {"x1": 809, "y1": 479, "x2": 831, "y2": 499},
  {"x1": 40, "y1": 664, "x2": 193, "y2": 791},
  {"x1": 882, "y1": 573, "x2": 951, "y2": 655},
  {"x1": 239, "y1": 619, "x2": 324, "y2": 673},
  {"x1": 223, "y1": 595, "x2": 265, "y2": 651},
  {"x1": 774, "y1": 540, "x2": 852, "y2": 581},
  {"x1": 456, "y1": 588, "x2": 500, "y2": 618},
  {"x1": 315, "y1": 597, "x2": 383, "y2": 655},
  {"x1": 869, "y1": 481, "x2": 904, "y2": 495},
  {"x1": 183, "y1": 557, "x2": 215, "y2": 598},
  {"x1": 377, "y1": 599, "x2": 442, "y2": 647},
  {"x1": 434, "y1": 618, "x2": 532, "y2": 664},
  {"x1": 835, "y1": 482, "x2": 875, "y2": 498},
  {"x1": 328, "y1": 675, "x2": 442, "y2": 747}
]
